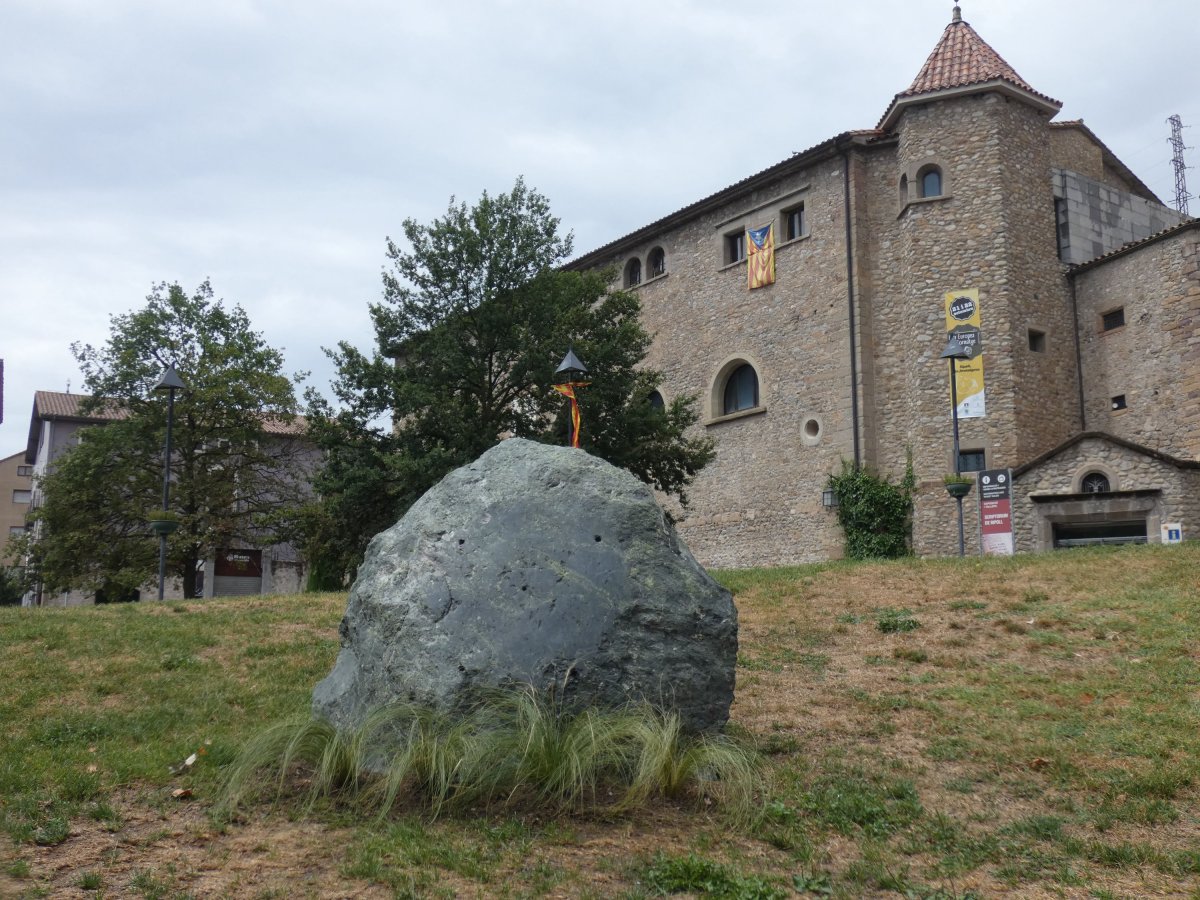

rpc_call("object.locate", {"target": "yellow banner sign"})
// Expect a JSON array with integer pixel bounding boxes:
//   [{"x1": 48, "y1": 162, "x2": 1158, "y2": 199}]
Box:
[{"x1": 944, "y1": 289, "x2": 985, "y2": 419}]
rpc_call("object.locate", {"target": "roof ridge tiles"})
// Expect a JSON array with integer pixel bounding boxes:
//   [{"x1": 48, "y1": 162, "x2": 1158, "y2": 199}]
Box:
[{"x1": 876, "y1": 11, "x2": 1061, "y2": 131}]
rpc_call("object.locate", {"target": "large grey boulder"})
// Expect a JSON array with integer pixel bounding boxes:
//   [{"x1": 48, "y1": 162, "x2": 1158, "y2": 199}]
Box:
[{"x1": 312, "y1": 438, "x2": 737, "y2": 734}]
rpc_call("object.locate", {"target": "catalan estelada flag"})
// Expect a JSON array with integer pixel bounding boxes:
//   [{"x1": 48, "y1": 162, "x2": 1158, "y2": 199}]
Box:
[
  {"x1": 747, "y1": 223, "x2": 775, "y2": 289},
  {"x1": 552, "y1": 382, "x2": 584, "y2": 448}
]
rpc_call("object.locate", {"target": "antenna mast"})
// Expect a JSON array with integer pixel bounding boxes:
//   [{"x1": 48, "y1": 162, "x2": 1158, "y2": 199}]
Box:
[{"x1": 1168, "y1": 114, "x2": 1191, "y2": 216}]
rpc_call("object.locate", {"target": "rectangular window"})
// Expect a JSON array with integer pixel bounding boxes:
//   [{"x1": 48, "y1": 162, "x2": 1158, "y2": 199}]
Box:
[
  {"x1": 1102, "y1": 308, "x2": 1125, "y2": 331},
  {"x1": 9, "y1": 526, "x2": 25, "y2": 538},
  {"x1": 1027, "y1": 329, "x2": 1046, "y2": 352},
  {"x1": 724, "y1": 231, "x2": 745, "y2": 265},
  {"x1": 12, "y1": 490, "x2": 31, "y2": 504},
  {"x1": 958, "y1": 450, "x2": 985, "y2": 473},
  {"x1": 17, "y1": 466, "x2": 32, "y2": 477},
  {"x1": 1111, "y1": 394, "x2": 1127, "y2": 411},
  {"x1": 784, "y1": 204, "x2": 806, "y2": 241}
]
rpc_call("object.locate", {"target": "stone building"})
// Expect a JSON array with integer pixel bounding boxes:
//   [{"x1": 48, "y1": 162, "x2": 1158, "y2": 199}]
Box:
[{"x1": 568, "y1": 6, "x2": 1197, "y2": 566}]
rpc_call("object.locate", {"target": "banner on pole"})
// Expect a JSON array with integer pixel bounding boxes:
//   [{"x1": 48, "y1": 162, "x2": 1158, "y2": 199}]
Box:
[{"x1": 945, "y1": 289, "x2": 986, "y2": 418}]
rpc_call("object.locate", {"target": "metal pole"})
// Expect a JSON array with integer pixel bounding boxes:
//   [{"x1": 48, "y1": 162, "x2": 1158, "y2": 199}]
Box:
[
  {"x1": 157, "y1": 386, "x2": 176, "y2": 600},
  {"x1": 949, "y1": 358, "x2": 965, "y2": 557}
]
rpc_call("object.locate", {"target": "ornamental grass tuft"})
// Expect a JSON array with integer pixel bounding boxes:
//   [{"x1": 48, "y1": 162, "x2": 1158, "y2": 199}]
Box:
[{"x1": 220, "y1": 685, "x2": 762, "y2": 822}]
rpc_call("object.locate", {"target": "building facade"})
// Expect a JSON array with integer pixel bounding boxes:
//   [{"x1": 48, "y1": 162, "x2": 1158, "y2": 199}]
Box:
[
  {"x1": 0, "y1": 451, "x2": 34, "y2": 567},
  {"x1": 569, "y1": 7, "x2": 1197, "y2": 566},
  {"x1": 22, "y1": 390, "x2": 315, "y2": 605}
]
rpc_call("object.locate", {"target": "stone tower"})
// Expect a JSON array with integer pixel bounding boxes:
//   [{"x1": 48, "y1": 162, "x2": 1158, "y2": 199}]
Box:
[{"x1": 869, "y1": 6, "x2": 1083, "y2": 553}]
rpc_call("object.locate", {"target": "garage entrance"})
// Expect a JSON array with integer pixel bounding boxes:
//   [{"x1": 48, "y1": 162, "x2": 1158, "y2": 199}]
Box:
[{"x1": 213, "y1": 549, "x2": 263, "y2": 596}]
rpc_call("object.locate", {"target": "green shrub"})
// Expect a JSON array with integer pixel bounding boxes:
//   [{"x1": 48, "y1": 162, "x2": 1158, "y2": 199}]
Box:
[
  {"x1": 827, "y1": 454, "x2": 915, "y2": 560},
  {"x1": 0, "y1": 567, "x2": 26, "y2": 606}
]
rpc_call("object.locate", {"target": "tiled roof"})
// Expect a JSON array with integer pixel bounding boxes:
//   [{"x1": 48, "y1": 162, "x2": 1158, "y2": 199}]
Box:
[
  {"x1": 32, "y1": 389, "x2": 306, "y2": 433},
  {"x1": 567, "y1": 130, "x2": 889, "y2": 269},
  {"x1": 905, "y1": 12, "x2": 1042, "y2": 98},
  {"x1": 259, "y1": 415, "x2": 309, "y2": 436},
  {"x1": 878, "y1": 7, "x2": 1060, "y2": 130},
  {"x1": 27, "y1": 389, "x2": 307, "y2": 461},
  {"x1": 34, "y1": 390, "x2": 128, "y2": 422}
]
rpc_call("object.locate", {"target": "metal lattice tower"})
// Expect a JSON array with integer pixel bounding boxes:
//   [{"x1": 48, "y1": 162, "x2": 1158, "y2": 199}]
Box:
[{"x1": 1168, "y1": 114, "x2": 1191, "y2": 216}]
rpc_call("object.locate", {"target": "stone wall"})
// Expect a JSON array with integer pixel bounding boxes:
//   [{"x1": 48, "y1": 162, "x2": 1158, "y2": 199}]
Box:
[
  {"x1": 1012, "y1": 436, "x2": 1200, "y2": 550},
  {"x1": 1073, "y1": 226, "x2": 1200, "y2": 459},
  {"x1": 600, "y1": 154, "x2": 855, "y2": 567},
  {"x1": 1049, "y1": 125, "x2": 1109, "y2": 186},
  {"x1": 995, "y1": 106, "x2": 1084, "y2": 466}
]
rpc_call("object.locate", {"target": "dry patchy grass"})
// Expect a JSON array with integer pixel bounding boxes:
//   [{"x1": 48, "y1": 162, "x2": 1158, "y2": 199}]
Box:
[{"x1": 3, "y1": 546, "x2": 1199, "y2": 898}]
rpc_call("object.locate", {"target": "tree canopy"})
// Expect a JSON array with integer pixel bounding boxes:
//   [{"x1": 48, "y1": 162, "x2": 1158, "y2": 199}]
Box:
[
  {"x1": 305, "y1": 178, "x2": 713, "y2": 583},
  {"x1": 23, "y1": 281, "x2": 308, "y2": 600}
]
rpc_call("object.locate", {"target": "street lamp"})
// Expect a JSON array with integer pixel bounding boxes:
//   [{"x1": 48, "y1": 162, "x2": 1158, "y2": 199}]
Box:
[
  {"x1": 154, "y1": 366, "x2": 186, "y2": 599},
  {"x1": 940, "y1": 335, "x2": 972, "y2": 557},
  {"x1": 553, "y1": 347, "x2": 589, "y2": 448}
]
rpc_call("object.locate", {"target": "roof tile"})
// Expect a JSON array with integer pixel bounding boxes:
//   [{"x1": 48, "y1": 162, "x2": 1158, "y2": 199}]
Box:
[
  {"x1": 877, "y1": 8, "x2": 1061, "y2": 129},
  {"x1": 34, "y1": 391, "x2": 128, "y2": 422}
]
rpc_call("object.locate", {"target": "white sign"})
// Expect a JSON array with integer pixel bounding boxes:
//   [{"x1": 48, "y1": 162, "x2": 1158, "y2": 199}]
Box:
[{"x1": 1161, "y1": 523, "x2": 1183, "y2": 544}]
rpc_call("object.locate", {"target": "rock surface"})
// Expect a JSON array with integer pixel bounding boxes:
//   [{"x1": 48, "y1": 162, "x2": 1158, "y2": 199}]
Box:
[{"x1": 312, "y1": 438, "x2": 737, "y2": 733}]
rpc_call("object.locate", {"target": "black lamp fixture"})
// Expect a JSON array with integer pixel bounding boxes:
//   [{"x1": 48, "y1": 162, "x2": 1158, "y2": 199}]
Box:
[
  {"x1": 939, "y1": 335, "x2": 972, "y2": 557},
  {"x1": 553, "y1": 348, "x2": 589, "y2": 448},
  {"x1": 154, "y1": 366, "x2": 186, "y2": 600},
  {"x1": 554, "y1": 347, "x2": 589, "y2": 384}
]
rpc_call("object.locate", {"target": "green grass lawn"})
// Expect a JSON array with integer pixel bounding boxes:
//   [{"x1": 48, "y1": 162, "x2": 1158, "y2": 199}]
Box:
[{"x1": 2, "y1": 544, "x2": 1199, "y2": 898}]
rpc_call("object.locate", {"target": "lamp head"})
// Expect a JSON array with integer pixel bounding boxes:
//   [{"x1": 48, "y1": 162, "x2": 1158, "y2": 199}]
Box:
[
  {"x1": 154, "y1": 366, "x2": 186, "y2": 392},
  {"x1": 939, "y1": 335, "x2": 971, "y2": 361},
  {"x1": 554, "y1": 347, "x2": 589, "y2": 383}
]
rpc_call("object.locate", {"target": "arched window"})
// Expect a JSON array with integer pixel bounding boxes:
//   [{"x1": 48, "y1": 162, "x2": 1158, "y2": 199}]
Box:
[
  {"x1": 648, "y1": 247, "x2": 666, "y2": 278},
  {"x1": 647, "y1": 390, "x2": 665, "y2": 411},
  {"x1": 722, "y1": 364, "x2": 759, "y2": 414},
  {"x1": 919, "y1": 166, "x2": 943, "y2": 198},
  {"x1": 1081, "y1": 472, "x2": 1110, "y2": 493},
  {"x1": 624, "y1": 257, "x2": 642, "y2": 287},
  {"x1": 899, "y1": 173, "x2": 909, "y2": 205}
]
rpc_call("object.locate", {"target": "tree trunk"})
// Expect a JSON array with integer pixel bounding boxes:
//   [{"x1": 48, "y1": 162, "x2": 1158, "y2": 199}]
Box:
[{"x1": 181, "y1": 551, "x2": 200, "y2": 599}]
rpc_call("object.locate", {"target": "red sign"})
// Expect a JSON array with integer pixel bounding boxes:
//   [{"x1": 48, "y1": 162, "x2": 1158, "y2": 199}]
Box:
[
  {"x1": 215, "y1": 549, "x2": 263, "y2": 577},
  {"x1": 978, "y1": 468, "x2": 1014, "y2": 556}
]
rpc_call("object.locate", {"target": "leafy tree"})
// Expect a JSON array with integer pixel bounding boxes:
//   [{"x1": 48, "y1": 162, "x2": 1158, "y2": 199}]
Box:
[
  {"x1": 306, "y1": 178, "x2": 713, "y2": 581},
  {"x1": 26, "y1": 281, "x2": 308, "y2": 599}
]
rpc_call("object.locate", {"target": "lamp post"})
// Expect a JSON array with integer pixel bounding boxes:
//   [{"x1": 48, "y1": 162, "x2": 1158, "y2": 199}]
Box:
[
  {"x1": 553, "y1": 347, "x2": 589, "y2": 448},
  {"x1": 940, "y1": 335, "x2": 971, "y2": 557},
  {"x1": 154, "y1": 366, "x2": 186, "y2": 600}
]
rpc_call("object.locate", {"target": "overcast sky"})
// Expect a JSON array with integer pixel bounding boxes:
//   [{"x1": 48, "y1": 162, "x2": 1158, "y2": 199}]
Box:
[{"x1": 2, "y1": 0, "x2": 1197, "y2": 456}]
